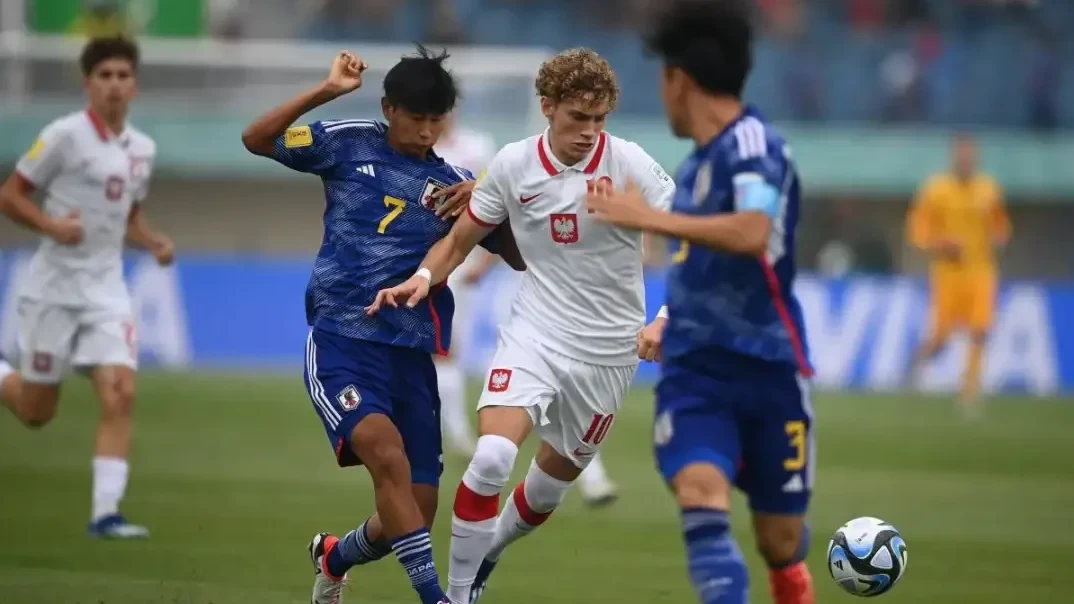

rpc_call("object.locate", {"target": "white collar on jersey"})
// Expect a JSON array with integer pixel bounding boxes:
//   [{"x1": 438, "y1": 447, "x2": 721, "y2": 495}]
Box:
[
  {"x1": 537, "y1": 129, "x2": 607, "y2": 176},
  {"x1": 85, "y1": 108, "x2": 132, "y2": 146}
]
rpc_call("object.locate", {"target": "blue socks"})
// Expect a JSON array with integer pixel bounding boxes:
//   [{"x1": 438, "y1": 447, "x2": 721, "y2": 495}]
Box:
[
  {"x1": 325, "y1": 518, "x2": 391, "y2": 577},
  {"x1": 682, "y1": 507, "x2": 749, "y2": 604},
  {"x1": 392, "y1": 528, "x2": 449, "y2": 604}
]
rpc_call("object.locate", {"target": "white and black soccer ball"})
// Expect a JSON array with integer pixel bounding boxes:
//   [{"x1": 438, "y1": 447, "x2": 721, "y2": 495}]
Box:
[{"x1": 827, "y1": 517, "x2": 908, "y2": 597}]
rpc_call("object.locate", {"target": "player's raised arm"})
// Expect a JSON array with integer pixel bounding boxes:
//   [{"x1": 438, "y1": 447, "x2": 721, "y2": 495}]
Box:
[
  {"x1": 0, "y1": 124, "x2": 83, "y2": 245},
  {"x1": 241, "y1": 51, "x2": 367, "y2": 160}
]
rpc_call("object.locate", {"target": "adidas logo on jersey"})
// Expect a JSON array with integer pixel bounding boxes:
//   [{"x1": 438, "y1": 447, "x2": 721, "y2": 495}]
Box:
[
  {"x1": 782, "y1": 474, "x2": 804, "y2": 493},
  {"x1": 356, "y1": 164, "x2": 376, "y2": 177}
]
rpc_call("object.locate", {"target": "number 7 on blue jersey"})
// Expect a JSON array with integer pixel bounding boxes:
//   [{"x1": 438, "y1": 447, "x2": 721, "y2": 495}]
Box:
[{"x1": 378, "y1": 195, "x2": 406, "y2": 234}]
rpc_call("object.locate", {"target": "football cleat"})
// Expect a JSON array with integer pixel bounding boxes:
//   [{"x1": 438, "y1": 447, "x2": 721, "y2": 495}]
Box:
[
  {"x1": 87, "y1": 514, "x2": 149, "y2": 539},
  {"x1": 469, "y1": 558, "x2": 498, "y2": 603},
  {"x1": 580, "y1": 480, "x2": 619, "y2": 509},
  {"x1": 309, "y1": 532, "x2": 348, "y2": 604}
]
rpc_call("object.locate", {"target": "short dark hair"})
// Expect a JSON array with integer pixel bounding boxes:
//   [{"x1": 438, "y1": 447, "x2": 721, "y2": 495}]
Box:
[
  {"x1": 643, "y1": 0, "x2": 754, "y2": 98},
  {"x1": 383, "y1": 44, "x2": 458, "y2": 115},
  {"x1": 79, "y1": 36, "x2": 139, "y2": 76}
]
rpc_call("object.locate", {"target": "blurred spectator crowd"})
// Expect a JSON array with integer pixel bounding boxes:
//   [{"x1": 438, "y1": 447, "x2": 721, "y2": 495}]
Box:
[
  {"x1": 214, "y1": 0, "x2": 1071, "y2": 128},
  {"x1": 26, "y1": 0, "x2": 1074, "y2": 128}
]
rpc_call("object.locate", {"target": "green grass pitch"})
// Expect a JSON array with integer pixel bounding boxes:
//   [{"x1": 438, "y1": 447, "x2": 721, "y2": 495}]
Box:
[{"x1": 2, "y1": 372, "x2": 1074, "y2": 603}]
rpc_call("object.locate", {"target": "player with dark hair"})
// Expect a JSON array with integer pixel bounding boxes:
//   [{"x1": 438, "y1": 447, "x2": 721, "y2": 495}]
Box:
[
  {"x1": 242, "y1": 45, "x2": 523, "y2": 604},
  {"x1": 0, "y1": 35, "x2": 172, "y2": 539},
  {"x1": 587, "y1": 1, "x2": 817, "y2": 603}
]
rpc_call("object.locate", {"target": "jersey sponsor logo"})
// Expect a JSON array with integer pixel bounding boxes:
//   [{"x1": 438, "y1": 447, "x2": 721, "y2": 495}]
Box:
[
  {"x1": 129, "y1": 156, "x2": 151, "y2": 181},
  {"x1": 648, "y1": 162, "x2": 673, "y2": 190},
  {"x1": 356, "y1": 164, "x2": 377, "y2": 177},
  {"x1": 550, "y1": 213, "x2": 579, "y2": 244},
  {"x1": 519, "y1": 192, "x2": 542, "y2": 204},
  {"x1": 421, "y1": 177, "x2": 451, "y2": 210},
  {"x1": 25, "y1": 138, "x2": 45, "y2": 160},
  {"x1": 782, "y1": 474, "x2": 804, "y2": 493},
  {"x1": 105, "y1": 176, "x2": 125, "y2": 202},
  {"x1": 653, "y1": 411, "x2": 673, "y2": 446},
  {"x1": 572, "y1": 445, "x2": 596, "y2": 459},
  {"x1": 284, "y1": 125, "x2": 313, "y2": 148},
  {"x1": 336, "y1": 384, "x2": 362, "y2": 410},
  {"x1": 487, "y1": 368, "x2": 512, "y2": 392}
]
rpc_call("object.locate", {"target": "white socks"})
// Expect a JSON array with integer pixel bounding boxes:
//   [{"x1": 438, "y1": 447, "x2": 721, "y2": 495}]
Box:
[
  {"x1": 448, "y1": 435, "x2": 518, "y2": 604},
  {"x1": 578, "y1": 453, "x2": 612, "y2": 493},
  {"x1": 436, "y1": 361, "x2": 475, "y2": 454},
  {"x1": 91, "y1": 457, "x2": 129, "y2": 522},
  {"x1": 0, "y1": 358, "x2": 13, "y2": 384},
  {"x1": 487, "y1": 460, "x2": 571, "y2": 562}
]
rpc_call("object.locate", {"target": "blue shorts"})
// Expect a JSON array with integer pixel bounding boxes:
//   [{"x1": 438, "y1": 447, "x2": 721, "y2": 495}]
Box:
[
  {"x1": 654, "y1": 350, "x2": 814, "y2": 515},
  {"x1": 303, "y1": 328, "x2": 443, "y2": 486}
]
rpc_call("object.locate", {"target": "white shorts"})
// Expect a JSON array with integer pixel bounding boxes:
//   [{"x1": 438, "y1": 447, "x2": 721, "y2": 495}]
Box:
[
  {"x1": 477, "y1": 326, "x2": 638, "y2": 468},
  {"x1": 15, "y1": 299, "x2": 137, "y2": 384}
]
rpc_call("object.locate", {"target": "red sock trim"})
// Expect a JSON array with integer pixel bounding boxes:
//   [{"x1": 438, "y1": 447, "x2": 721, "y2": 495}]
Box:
[
  {"x1": 321, "y1": 535, "x2": 345, "y2": 582},
  {"x1": 512, "y1": 482, "x2": 553, "y2": 527},
  {"x1": 769, "y1": 562, "x2": 815, "y2": 604},
  {"x1": 453, "y1": 482, "x2": 500, "y2": 522}
]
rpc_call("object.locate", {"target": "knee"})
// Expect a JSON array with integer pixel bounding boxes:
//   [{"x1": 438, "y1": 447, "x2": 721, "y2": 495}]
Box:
[
  {"x1": 466, "y1": 434, "x2": 519, "y2": 490},
  {"x1": 755, "y1": 519, "x2": 809, "y2": 567},
  {"x1": 21, "y1": 386, "x2": 59, "y2": 429},
  {"x1": 672, "y1": 462, "x2": 731, "y2": 510},
  {"x1": 352, "y1": 422, "x2": 410, "y2": 480},
  {"x1": 100, "y1": 378, "x2": 136, "y2": 421}
]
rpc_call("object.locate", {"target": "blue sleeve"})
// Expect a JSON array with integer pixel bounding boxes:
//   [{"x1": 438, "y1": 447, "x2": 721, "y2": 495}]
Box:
[
  {"x1": 729, "y1": 143, "x2": 788, "y2": 219},
  {"x1": 271, "y1": 120, "x2": 343, "y2": 175}
]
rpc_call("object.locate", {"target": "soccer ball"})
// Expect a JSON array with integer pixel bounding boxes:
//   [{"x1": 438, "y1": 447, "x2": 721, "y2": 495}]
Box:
[{"x1": 827, "y1": 517, "x2": 908, "y2": 597}]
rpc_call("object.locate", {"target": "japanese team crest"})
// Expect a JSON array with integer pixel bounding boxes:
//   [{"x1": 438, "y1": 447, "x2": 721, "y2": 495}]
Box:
[
  {"x1": 550, "y1": 213, "x2": 579, "y2": 244},
  {"x1": 487, "y1": 368, "x2": 512, "y2": 392},
  {"x1": 421, "y1": 177, "x2": 451, "y2": 211},
  {"x1": 336, "y1": 385, "x2": 362, "y2": 410}
]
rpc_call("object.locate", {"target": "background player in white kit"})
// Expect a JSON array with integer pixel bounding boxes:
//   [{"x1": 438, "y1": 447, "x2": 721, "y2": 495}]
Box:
[
  {"x1": 433, "y1": 116, "x2": 497, "y2": 457},
  {"x1": 0, "y1": 37, "x2": 174, "y2": 539},
  {"x1": 435, "y1": 115, "x2": 620, "y2": 506},
  {"x1": 369, "y1": 48, "x2": 674, "y2": 603}
]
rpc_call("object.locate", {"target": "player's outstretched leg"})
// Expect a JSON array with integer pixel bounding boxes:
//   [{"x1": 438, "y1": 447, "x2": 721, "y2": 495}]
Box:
[
  {"x1": 576, "y1": 452, "x2": 618, "y2": 508},
  {"x1": 469, "y1": 444, "x2": 576, "y2": 603},
  {"x1": 673, "y1": 463, "x2": 749, "y2": 604},
  {"x1": 87, "y1": 365, "x2": 148, "y2": 539},
  {"x1": 753, "y1": 515, "x2": 814, "y2": 604},
  {"x1": 350, "y1": 414, "x2": 449, "y2": 604},
  {"x1": 447, "y1": 406, "x2": 534, "y2": 604}
]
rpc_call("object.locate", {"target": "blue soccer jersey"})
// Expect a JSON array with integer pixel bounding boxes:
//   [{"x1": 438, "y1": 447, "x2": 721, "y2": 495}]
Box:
[
  {"x1": 654, "y1": 107, "x2": 815, "y2": 515},
  {"x1": 272, "y1": 118, "x2": 480, "y2": 355},
  {"x1": 661, "y1": 106, "x2": 811, "y2": 374}
]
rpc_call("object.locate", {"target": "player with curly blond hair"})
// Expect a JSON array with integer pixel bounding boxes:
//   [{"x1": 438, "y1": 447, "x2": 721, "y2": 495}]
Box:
[{"x1": 368, "y1": 47, "x2": 676, "y2": 603}]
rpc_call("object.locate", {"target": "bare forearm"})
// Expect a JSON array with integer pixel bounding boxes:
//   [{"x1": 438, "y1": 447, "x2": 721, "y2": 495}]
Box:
[
  {"x1": 0, "y1": 187, "x2": 54, "y2": 235},
  {"x1": 421, "y1": 233, "x2": 473, "y2": 285},
  {"x1": 241, "y1": 82, "x2": 339, "y2": 156},
  {"x1": 648, "y1": 211, "x2": 770, "y2": 256},
  {"x1": 125, "y1": 206, "x2": 158, "y2": 249}
]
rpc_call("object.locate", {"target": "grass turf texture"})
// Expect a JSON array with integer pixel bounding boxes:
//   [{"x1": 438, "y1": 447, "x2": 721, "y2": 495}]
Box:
[{"x1": 2, "y1": 372, "x2": 1073, "y2": 603}]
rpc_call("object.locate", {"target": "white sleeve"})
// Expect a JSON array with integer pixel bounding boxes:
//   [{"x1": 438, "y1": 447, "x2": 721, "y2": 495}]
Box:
[
  {"x1": 133, "y1": 148, "x2": 156, "y2": 203},
  {"x1": 15, "y1": 122, "x2": 71, "y2": 189},
  {"x1": 622, "y1": 142, "x2": 675, "y2": 211},
  {"x1": 466, "y1": 150, "x2": 510, "y2": 227}
]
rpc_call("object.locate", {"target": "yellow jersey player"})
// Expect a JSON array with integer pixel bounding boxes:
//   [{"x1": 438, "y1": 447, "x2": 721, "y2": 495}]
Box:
[{"x1": 906, "y1": 133, "x2": 1011, "y2": 412}]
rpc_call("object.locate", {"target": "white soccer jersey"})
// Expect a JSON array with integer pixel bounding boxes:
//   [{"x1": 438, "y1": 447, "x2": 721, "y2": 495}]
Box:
[
  {"x1": 467, "y1": 130, "x2": 674, "y2": 365},
  {"x1": 14, "y1": 110, "x2": 156, "y2": 312}
]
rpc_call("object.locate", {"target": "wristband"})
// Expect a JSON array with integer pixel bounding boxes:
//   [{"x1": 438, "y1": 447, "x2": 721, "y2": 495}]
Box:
[
  {"x1": 657, "y1": 305, "x2": 669, "y2": 319},
  {"x1": 415, "y1": 268, "x2": 433, "y2": 282}
]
